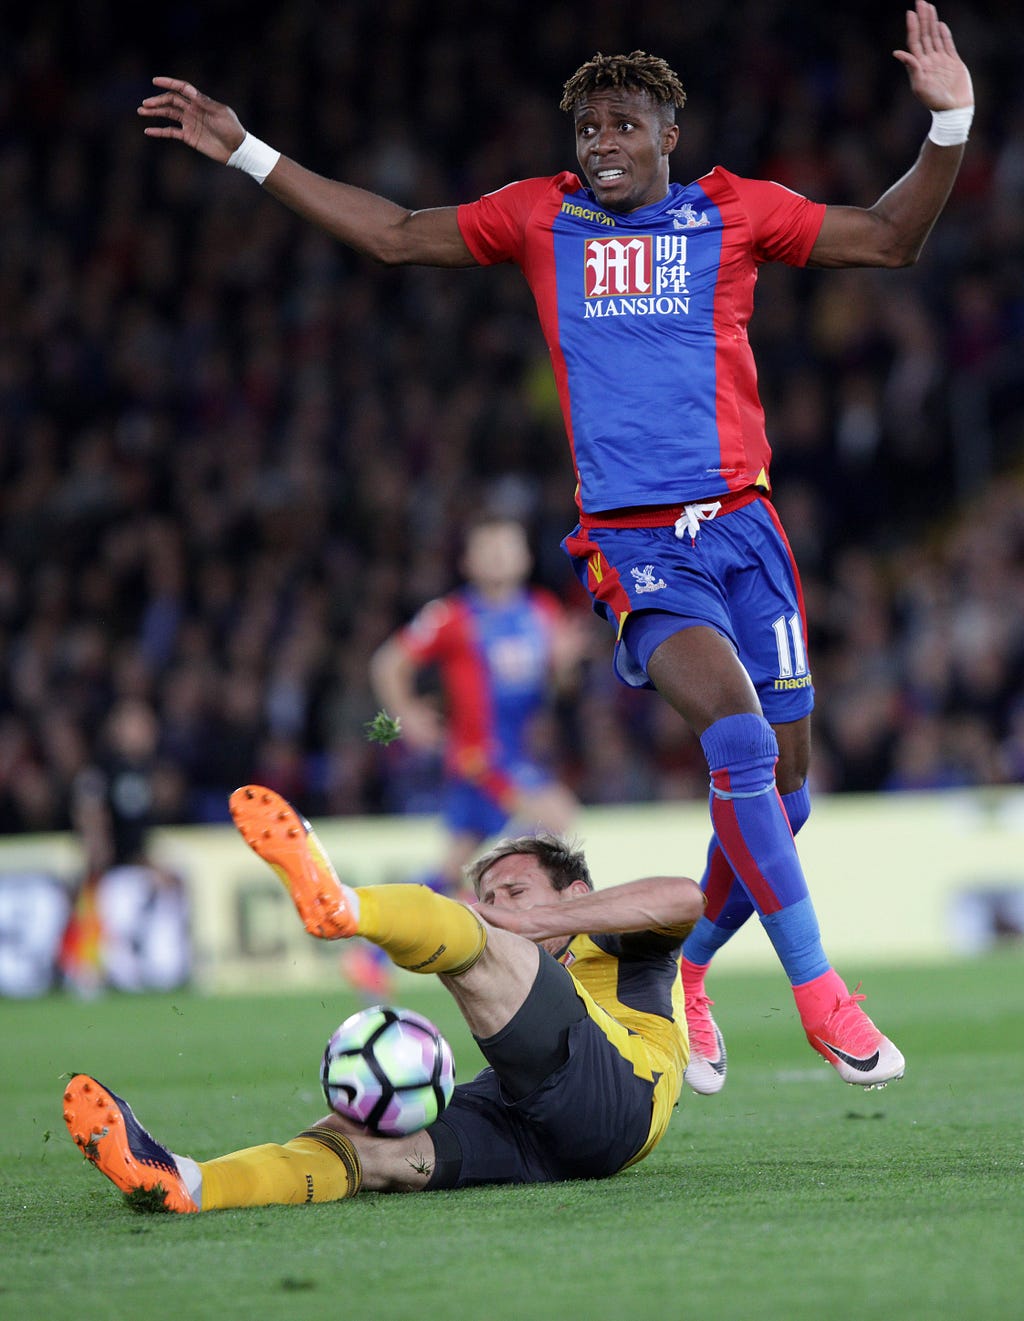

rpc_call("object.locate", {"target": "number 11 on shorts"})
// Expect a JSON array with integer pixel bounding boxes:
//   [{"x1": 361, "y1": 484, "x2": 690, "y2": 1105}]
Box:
[{"x1": 772, "y1": 613, "x2": 807, "y2": 679}]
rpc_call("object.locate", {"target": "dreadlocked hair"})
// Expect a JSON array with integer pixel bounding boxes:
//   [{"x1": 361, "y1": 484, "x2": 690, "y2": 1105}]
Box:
[{"x1": 559, "y1": 51, "x2": 687, "y2": 117}]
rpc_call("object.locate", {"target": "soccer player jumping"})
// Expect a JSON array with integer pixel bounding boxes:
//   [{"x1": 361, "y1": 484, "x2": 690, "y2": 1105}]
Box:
[{"x1": 137, "y1": 3, "x2": 973, "y2": 1091}]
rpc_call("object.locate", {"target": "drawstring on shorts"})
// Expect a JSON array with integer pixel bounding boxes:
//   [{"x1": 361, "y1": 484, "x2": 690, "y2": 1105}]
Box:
[{"x1": 673, "y1": 501, "x2": 723, "y2": 543}]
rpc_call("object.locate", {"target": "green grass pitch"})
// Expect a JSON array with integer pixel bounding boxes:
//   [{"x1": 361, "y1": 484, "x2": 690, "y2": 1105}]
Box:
[{"x1": 3, "y1": 956, "x2": 1023, "y2": 1321}]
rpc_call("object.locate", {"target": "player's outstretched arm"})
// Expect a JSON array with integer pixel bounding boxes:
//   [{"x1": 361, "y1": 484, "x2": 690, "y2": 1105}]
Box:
[
  {"x1": 138, "y1": 77, "x2": 476, "y2": 268},
  {"x1": 808, "y1": 1, "x2": 973, "y2": 269},
  {"x1": 479, "y1": 874, "x2": 705, "y2": 944}
]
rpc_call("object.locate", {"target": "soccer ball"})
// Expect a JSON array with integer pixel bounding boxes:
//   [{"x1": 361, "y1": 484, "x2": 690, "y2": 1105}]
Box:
[{"x1": 320, "y1": 1004, "x2": 456, "y2": 1138}]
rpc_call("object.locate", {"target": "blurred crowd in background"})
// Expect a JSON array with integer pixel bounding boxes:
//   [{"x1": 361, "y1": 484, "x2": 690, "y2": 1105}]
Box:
[{"x1": 2, "y1": 0, "x2": 1023, "y2": 839}]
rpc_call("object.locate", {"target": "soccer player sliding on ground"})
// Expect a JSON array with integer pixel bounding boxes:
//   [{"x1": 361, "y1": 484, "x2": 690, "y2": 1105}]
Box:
[
  {"x1": 135, "y1": 3, "x2": 974, "y2": 1091},
  {"x1": 64, "y1": 786, "x2": 704, "y2": 1211}
]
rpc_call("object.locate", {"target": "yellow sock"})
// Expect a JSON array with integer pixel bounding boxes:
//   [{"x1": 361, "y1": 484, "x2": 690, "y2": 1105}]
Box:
[
  {"x1": 198, "y1": 1127, "x2": 361, "y2": 1210},
  {"x1": 355, "y1": 884, "x2": 486, "y2": 975}
]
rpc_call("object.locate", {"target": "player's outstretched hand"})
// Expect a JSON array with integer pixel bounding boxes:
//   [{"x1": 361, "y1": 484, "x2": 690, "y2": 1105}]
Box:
[
  {"x1": 138, "y1": 77, "x2": 246, "y2": 162},
  {"x1": 893, "y1": 1, "x2": 973, "y2": 110}
]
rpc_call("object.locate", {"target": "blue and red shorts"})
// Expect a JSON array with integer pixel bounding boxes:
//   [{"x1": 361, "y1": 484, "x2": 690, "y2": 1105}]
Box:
[{"x1": 562, "y1": 494, "x2": 815, "y2": 724}]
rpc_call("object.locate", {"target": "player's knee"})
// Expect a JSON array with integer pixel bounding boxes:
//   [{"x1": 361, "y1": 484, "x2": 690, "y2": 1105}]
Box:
[
  {"x1": 453, "y1": 921, "x2": 533, "y2": 980},
  {"x1": 773, "y1": 718, "x2": 811, "y2": 793},
  {"x1": 775, "y1": 762, "x2": 808, "y2": 796},
  {"x1": 700, "y1": 712, "x2": 777, "y2": 774}
]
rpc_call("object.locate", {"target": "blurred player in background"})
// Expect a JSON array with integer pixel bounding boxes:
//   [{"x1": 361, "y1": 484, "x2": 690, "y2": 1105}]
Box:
[
  {"x1": 371, "y1": 515, "x2": 582, "y2": 895},
  {"x1": 62, "y1": 698, "x2": 190, "y2": 994},
  {"x1": 62, "y1": 789, "x2": 704, "y2": 1211},
  {"x1": 353, "y1": 515, "x2": 583, "y2": 996},
  {"x1": 137, "y1": 2, "x2": 973, "y2": 1088}
]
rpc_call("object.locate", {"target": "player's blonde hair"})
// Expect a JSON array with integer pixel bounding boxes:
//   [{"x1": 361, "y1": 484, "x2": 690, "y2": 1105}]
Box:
[
  {"x1": 560, "y1": 51, "x2": 687, "y2": 121},
  {"x1": 464, "y1": 834, "x2": 594, "y2": 897}
]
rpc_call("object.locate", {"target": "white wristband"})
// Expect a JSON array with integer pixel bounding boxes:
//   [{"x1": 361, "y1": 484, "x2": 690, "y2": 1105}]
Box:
[
  {"x1": 928, "y1": 106, "x2": 974, "y2": 147},
  {"x1": 226, "y1": 132, "x2": 281, "y2": 184}
]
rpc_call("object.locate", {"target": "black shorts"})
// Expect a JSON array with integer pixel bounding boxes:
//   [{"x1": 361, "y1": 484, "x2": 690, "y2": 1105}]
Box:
[{"x1": 425, "y1": 950, "x2": 658, "y2": 1189}]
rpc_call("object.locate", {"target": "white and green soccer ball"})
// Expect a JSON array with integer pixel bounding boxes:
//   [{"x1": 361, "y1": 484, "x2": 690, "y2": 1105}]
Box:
[{"x1": 320, "y1": 1005, "x2": 456, "y2": 1137}]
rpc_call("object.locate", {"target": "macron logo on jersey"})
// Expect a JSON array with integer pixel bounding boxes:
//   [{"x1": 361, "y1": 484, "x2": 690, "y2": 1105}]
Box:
[
  {"x1": 561, "y1": 200, "x2": 616, "y2": 227},
  {"x1": 583, "y1": 235, "x2": 692, "y2": 318}
]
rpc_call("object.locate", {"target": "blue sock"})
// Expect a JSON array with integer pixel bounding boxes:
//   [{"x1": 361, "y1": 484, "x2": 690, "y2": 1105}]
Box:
[
  {"x1": 761, "y1": 898, "x2": 830, "y2": 985},
  {"x1": 683, "y1": 783, "x2": 812, "y2": 966},
  {"x1": 699, "y1": 714, "x2": 829, "y2": 986},
  {"x1": 683, "y1": 841, "x2": 755, "y2": 965}
]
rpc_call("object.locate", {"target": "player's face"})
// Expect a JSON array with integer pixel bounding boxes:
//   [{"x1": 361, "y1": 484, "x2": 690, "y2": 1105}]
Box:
[
  {"x1": 461, "y1": 523, "x2": 531, "y2": 593},
  {"x1": 476, "y1": 853, "x2": 584, "y2": 910},
  {"x1": 573, "y1": 89, "x2": 678, "y2": 213}
]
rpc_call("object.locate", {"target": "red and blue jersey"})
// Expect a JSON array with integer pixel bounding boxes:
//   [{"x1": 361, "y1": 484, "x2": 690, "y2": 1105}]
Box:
[
  {"x1": 457, "y1": 169, "x2": 825, "y2": 515},
  {"x1": 396, "y1": 586, "x2": 562, "y2": 806}
]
